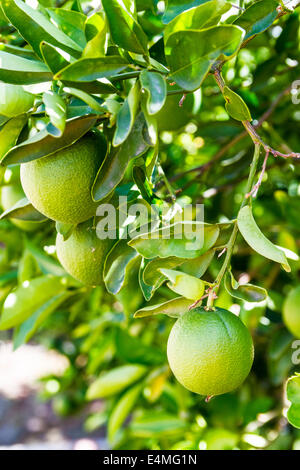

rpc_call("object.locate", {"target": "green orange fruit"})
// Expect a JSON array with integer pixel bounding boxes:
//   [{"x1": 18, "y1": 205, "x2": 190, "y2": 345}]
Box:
[
  {"x1": 283, "y1": 286, "x2": 300, "y2": 338},
  {"x1": 167, "y1": 307, "x2": 254, "y2": 397},
  {"x1": 20, "y1": 133, "x2": 105, "y2": 225},
  {"x1": 0, "y1": 83, "x2": 34, "y2": 117},
  {"x1": 56, "y1": 220, "x2": 114, "y2": 286}
]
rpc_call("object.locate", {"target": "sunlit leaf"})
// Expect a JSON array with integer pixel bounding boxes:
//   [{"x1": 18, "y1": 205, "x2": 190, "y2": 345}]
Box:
[
  {"x1": 237, "y1": 205, "x2": 290, "y2": 272},
  {"x1": 165, "y1": 25, "x2": 245, "y2": 90}
]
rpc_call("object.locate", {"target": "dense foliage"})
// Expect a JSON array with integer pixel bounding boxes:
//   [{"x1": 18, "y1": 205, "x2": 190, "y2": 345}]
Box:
[{"x1": 0, "y1": 0, "x2": 300, "y2": 450}]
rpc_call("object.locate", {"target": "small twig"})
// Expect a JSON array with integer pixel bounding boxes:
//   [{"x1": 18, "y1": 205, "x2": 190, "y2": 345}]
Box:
[
  {"x1": 230, "y1": 3, "x2": 245, "y2": 11},
  {"x1": 179, "y1": 94, "x2": 186, "y2": 107},
  {"x1": 242, "y1": 121, "x2": 300, "y2": 160},
  {"x1": 170, "y1": 80, "x2": 297, "y2": 183},
  {"x1": 246, "y1": 150, "x2": 270, "y2": 198},
  {"x1": 218, "y1": 247, "x2": 227, "y2": 258}
]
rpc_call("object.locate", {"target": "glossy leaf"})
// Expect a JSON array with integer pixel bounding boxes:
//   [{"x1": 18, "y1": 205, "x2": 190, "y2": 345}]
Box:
[
  {"x1": 0, "y1": 275, "x2": 67, "y2": 330},
  {"x1": 134, "y1": 296, "x2": 192, "y2": 318},
  {"x1": 164, "y1": 0, "x2": 231, "y2": 41},
  {"x1": 47, "y1": 8, "x2": 87, "y2": 49},
  {"x1": 223, "y1": 86, "x2": 252, "y2": 122},
  {"x1": 237, "y1": 205, "x2": 290, "y2": 272},
  {"x1": 234, "y1": 0, "x2": 278, "y2": 40},
  {"x1": 159, "y1": 268, "x2": 205, "y2": 300},
  {"x1": 108, "y1": 383, "x2": 143, "y2": 443},
  {"x1": 40, "y1": 42, "x2": 75, "y2": 74},
  {"x1": 139, "y1": 258, "x2": 156, "y2": 301},
  {"x1": 0, "y1": 51, "x2": 52, "y2": 85},
  {"x1": 86, "y1": 364, "x2": 147, "y2": 400},
  {"x1": 0, "y1": 114, "x2": 27, "y2": 160},
  {"x1": 129, "y1": 222, "x2": 220, "y2": 259},
  {"x1": 83, "y1": 12, "x2": 107, "y2": 58},
  {"x1": 162, "y1": 0, "x2": 208, "y2": 24},
  {"x1": 143, "y1": 256, "x2": 184, "y2": 287},
  {"x1": 113, "y1": 81, "x2": 140, "y2": 146},
  {"x1": 0, "y1": 197, "x2": 47, "y2": 222},
  {"x1": 1, "y1": 115, "x2": 97, "y2": 165},
  {"x1": 140, "y1": 70, "x2": 167, "y2": 115},
  {"x1": 43, "y1": 91, "x2": 67, "y2": 137},
  {"x1": 102, "y1": 0, "x2": 148, "y2": 55},
  {"x1": 55, "y1": 56, "x2": 129, "y2": 82},
  {"x1": 55, "y1": 222, "x2": 74, "y2": 241},
  {"x1": 1, "y1": 0, "x2": 82, "y2": 58},
  {"x1": 224, "y1": 271, "x2": 267, "y2": 303},
  {"x1": 63, "y1": 87, "x2": 107, "y2": 114},
  {"x1": 180, "y1": 249, "x2": 214, "y2": 278},
  {"x1": 92, "y1": 113, "x2": 149, "y2": 201},
  {"x1": 165, "y1": 25, "x2": 245, "y2": 90},
  {"x1": 104, "y1": 240, "x2": 139, "y2": 294}
]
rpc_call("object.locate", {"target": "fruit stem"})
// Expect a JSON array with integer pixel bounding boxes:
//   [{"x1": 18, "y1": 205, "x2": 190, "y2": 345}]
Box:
[{"x1": 207, "y1": 143, "x2": 261, "y2": 308}]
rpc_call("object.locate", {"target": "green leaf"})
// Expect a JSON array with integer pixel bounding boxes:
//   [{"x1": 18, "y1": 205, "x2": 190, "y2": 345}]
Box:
[
  {"x1": 234, "y1": 0, "x2": 278, "y2": 40},
  {"x1": 83, "y1": 12, "x2": 107, "y2": 58},
  {"x1": 113, "y1": 81, "x2": 141, "y2": 146},
  {"x1": 55, "y1": 221, "x2": 74, "y2": 241},
  {"x1": 17, "y1": 250, "x2": 39, "y2": 284},
  {"x1": 25, "y1": 241, "x2": 66, "y2": 277},
  {"x1": 40, "y1": 42, "x2": 74, "y2": 74},
  {"x1": 0, "y1": 114, "x2": 27, "y2": 160},
  {"x1": 102, "y1": 0, "x2": 148, "y2": 55},
  {"x1": 287, "y1": 375, "x2": 300, "y2": 429},
  {"x1": 140, "y1": 70, "x2": 167, "y2": 115},
  {"x1": 237, "y1": 205, "x2": 290, "y2": 272},
  {"x1": 0, "y1": 43, "x2": 37, "y2": 60},
  {"x1": 86, "y1": 364, "x2": 147, "y2": 400},
  {"x1": 104, "y1": 240, "x2": 139, "y2": 294},
  {"x1": 1, "y1": 115, "x2": 98, "y2": 165},
  {"x1": 224, "y1": 270, "x2": 267, "y2": 303},
  {"x1": 162, "y1": 0, "x2": 209, "y2": 24},
  {"x1": 165, "y1": 25, "x2": 245, "y2": 91},
  {"x1": 179, "y1": 249, "x2": 214, "y2": 278},
  {"x1": 0, "y1": 51, "x2": 52, "y2": 85},
  {"x1": 55, "y1": 56, "x2": 129, "y2": 82},
  {"x1": 47, "y1": 8, "x2": 87, "y2": 49},
  {"x1": 223, "y1": 86, "x2": 252, "y2": 122},
  {"x1": 164, "y1": 0, "x2": 231, "y2": 42},
  {"x1": 139, "y1": 257, "x2": 156, "y2": 300},
  {"x1": 159, "y1": 268, "x2": 205, "y2": 300},
  {"x1": 0, "y1": 270, "x2": 18, "y2": 288},
  {"x1": 108, "y1": 383, "x2": 143, "y2": 443},
  {"x1": 1, "y1": 0, "x2": 82, "y2": 58},
  {"x1": 92, "y1": 113, "x2": 149, "y2": 201},
  {"x1": 115, "y1": 328, "x2": 164, "y2": 365},
  {"x1": 134, "y1": 296, "x2": 192, "y2": 318},
  {"x1": 63, "y1": 87, "x2": 107, "y2": 114},
  {"x1": 13, "y1": 290, "x2": 73, "y2": 349},
  {"x1": 143, "y1": 256, "x2": 184, "y2": 287},
  {"x1": 43, "y1": 91, "x2": 67, "y2": 137},
  {"x1": 0, "y1": 275, "x2": 67, "y2": 330},
  {"x1": 129, "y1": 222, "x2": 220, "y2": 259},
  {"x1": 0, "y1": 197, "x2": 47, "y2": 222}
]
